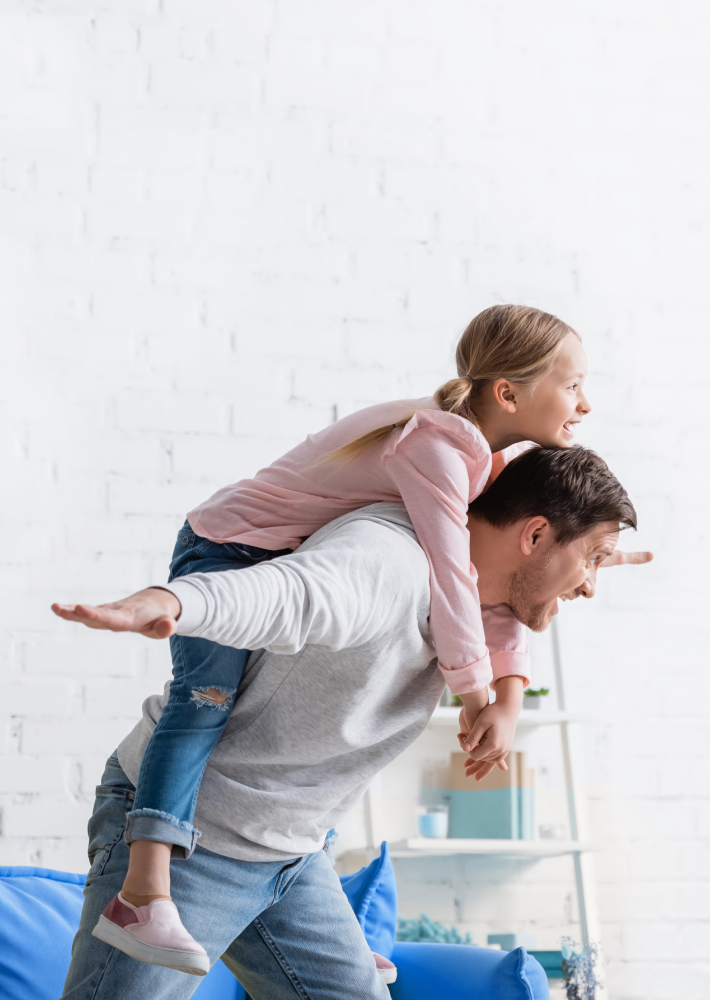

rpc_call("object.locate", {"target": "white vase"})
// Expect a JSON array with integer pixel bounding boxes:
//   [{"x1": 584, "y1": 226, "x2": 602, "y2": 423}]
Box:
[{"x1": 523, "y1": 695, "x2": 547, "y2": 710}]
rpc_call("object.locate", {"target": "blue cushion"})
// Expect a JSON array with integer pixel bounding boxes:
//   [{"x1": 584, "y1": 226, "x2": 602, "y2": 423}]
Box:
[
  {"x1": 389, "y1": 941, "x2": 550, "y2": 999},
  {"x1": 338, "y1": 841, "x2": 397, "y2": 959},
  {"x1": 0, "y1": 862, "x2": 549, "y2": 999},
  {"x1": 0, "y1": 867, "x2": 243, "y2": 1000}
]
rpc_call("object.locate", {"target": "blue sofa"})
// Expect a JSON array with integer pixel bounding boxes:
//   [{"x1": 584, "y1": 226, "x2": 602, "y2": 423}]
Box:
[{"x1": 0, "y1": 866, "x2": 549, "y2": 999}]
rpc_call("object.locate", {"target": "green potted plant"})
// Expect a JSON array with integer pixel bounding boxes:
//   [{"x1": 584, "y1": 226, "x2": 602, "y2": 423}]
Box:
[{"x1": 523, "y1": 686, "x2": 550, "y2": 710}]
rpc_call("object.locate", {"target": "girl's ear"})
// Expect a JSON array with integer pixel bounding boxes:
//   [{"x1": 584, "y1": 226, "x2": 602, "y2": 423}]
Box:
[{"x1": 491, "y1": 378, "x2": 518, "y2": 414}]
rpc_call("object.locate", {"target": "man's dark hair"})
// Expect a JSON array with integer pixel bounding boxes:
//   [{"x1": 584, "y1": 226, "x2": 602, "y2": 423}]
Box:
[{"x1": 469, "y1": 446, "x2": 637, "y2": 544}]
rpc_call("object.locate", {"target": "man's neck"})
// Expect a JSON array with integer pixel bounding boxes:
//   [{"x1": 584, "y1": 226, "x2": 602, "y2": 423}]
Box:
[{"x1": 467, "y1": 514, "x2": 517, "y2": 605}]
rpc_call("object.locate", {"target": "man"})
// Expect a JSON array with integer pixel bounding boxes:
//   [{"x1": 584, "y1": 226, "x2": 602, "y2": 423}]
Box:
[{"x1": 54, "y1": 446, "x2": 641, "y2": 1000}]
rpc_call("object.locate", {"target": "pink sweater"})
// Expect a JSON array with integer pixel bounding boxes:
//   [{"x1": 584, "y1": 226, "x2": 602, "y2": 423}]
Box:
[{"x1": 188, "y1": 396, "x2": 530, "y2": 694}]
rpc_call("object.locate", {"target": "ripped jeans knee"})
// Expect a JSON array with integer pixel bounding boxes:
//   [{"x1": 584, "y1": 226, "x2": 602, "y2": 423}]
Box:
[{"x1": 189, "y1": 686, "x2": 237, "y2": 711}]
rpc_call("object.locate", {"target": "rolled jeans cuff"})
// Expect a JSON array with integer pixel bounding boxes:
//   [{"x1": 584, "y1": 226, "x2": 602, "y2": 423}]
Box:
[{"x1": 124, "y1": 809, "x2": 202, "y2": 859}]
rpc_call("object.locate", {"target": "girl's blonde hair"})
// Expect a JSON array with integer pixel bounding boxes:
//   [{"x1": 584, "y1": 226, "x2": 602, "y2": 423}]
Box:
[{"x1": 328, "y1": 304, "x2": 579, "y2": 463}]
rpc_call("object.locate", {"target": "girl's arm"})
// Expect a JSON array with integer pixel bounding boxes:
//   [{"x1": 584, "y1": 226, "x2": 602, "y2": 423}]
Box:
[{"x1": 384, "y1": 415, "x2": 530, "y2": 693}]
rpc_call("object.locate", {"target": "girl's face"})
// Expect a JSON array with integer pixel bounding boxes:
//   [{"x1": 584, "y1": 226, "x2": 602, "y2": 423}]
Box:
[{"x1": 514, "y1": 334, "x2": 591, "y2": 448}]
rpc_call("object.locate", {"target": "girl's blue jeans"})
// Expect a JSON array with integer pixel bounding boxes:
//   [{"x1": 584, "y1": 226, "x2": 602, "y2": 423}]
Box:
[{"x1": 124, "y1": 520, "x2": 292, "y2": 855}]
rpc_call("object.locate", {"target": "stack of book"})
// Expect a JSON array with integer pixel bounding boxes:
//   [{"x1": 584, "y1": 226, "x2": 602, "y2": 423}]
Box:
[{"x1": 446, "y1": 751, "x2": 534, "y2": 840}]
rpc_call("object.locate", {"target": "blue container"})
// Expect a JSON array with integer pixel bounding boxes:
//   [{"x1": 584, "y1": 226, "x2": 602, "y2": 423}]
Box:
[{"x1": 448, "y1": 788, "x2": 519, "y2": 839}]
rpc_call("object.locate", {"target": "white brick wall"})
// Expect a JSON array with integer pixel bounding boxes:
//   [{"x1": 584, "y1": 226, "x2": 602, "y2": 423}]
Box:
[{"x1": 1, "y1": 2, "x2": 708, "y2": 995}]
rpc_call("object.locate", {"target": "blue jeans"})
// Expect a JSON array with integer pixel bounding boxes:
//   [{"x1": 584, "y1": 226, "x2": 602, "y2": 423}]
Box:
[
  {"x1": 62, "y1": 757, "x2": 388, "y2": 1000},
  {"x1": 125, "y1": 521, "x2": 292, "y2": 855}
]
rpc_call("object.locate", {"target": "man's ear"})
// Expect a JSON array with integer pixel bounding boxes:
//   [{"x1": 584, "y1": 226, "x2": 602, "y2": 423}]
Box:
[
  {"x1": 491, "y1": 378, "x2": 518, "y2": 414},
  {"x1": 519, "y1": 517, "x2": 552, "y2": 556}
]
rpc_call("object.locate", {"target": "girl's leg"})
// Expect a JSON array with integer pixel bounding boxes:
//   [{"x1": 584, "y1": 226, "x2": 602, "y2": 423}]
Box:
[
  {"x1": 107, "y1": 524, "x2": 289, "y2": 941},
  {"x1": 121, "y1": 629, "x2": 249, "y2": 901},
  {"x1": 122, "y1": 841, "x2": 172, "y2": 903}
]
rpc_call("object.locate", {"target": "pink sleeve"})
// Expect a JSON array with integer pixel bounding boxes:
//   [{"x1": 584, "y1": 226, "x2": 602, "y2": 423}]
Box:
[
  {"x1": 383, "y1": 413, "x2": 494, "y2": 694},
  {"x1": 481, "y1": 604, "x2": 531, "y2": 689},
  {"x1": 488, "y1": 440, "x2": 535, "y2": 485}
]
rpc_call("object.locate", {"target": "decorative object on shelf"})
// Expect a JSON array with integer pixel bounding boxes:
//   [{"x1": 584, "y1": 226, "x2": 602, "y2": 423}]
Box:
[
  {"x1": 417, "y1": 805, "x2": 449, "y2": 838},
  {"x1": 523, "y1": 687, "x2": 550, "y2": 710},
  {"x1": 397, "y1": 914, "x2": 471, "y2": 944},
  {"x1": 539, "y1": 823, "x2": 566, "y2": 841},
  {"x1": 487, "y1": 932, "x2": 537, "y2": 950},
  {"x1": 561, "y1": 938, "x2": 603, "y2": 999},
  {"x1": 441, "y1": 751, "x2": 534, "y2": 839}
]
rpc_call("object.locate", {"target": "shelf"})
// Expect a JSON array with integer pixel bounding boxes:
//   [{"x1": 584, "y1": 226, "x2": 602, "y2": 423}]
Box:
[
  {"x1": 388, "y1": 837, "x2": 599, "y2": 858},
  {"x1": 429, "y1": 706, "x2": 587, "y2": 727}
]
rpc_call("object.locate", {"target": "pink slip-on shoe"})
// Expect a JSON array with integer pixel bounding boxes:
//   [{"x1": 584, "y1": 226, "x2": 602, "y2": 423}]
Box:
[
  {"x1": 91, "y1": 893, "x2": 210, "y2": 976},
  {"x1": 373, "y1": 951, "x2": 397, "y2": 984}
]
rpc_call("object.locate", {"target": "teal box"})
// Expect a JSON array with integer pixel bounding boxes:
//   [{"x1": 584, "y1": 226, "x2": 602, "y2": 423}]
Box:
[
  {"x1": 529, "y1": 951, "x2": 564, "y2": 979},
  {"x1": 448, "y1": 788, "x2": 519, "y2": 839},
  {"x1": 518, "y1": 787, "x2": 534, "y2": 840}
]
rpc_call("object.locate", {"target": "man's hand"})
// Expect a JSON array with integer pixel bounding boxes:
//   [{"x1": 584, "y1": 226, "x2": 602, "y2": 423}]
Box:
[
  {"x1": 457, "y1": 676, "x2": 525, "y2": 782},
  {"x1": 51, "y1": 588, "x2": 181, "y2": 639},
  {"x1": 600, "y1": 550, "x2": 653, "y2": 567}
]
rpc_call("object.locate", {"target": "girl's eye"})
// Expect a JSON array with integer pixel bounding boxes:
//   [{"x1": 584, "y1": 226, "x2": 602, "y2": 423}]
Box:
[{"x1": 569, "y1": 383, "x2": 579, "y2": 390}]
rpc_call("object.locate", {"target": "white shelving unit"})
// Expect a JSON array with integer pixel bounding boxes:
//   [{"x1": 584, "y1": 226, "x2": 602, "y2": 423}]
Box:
[
  {"x1": 342, "y1": 619, "x2": 608, "y2": 998},
  {"x1": 389, "y1": 838, "x2": 599, "y2": 858}
]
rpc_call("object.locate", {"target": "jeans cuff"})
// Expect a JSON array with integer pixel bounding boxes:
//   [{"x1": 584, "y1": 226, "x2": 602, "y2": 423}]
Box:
[{"x1": 125, "y1": 809, "x2": 201, "y2": 859}]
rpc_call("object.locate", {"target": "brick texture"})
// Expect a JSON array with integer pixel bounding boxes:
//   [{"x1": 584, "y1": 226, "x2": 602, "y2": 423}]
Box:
[{"x1": 0, "y1": 2, "x2": 708, "y2": 996}]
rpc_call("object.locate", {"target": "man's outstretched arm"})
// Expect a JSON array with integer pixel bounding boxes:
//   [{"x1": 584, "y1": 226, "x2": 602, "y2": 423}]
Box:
[
  {"x1": 53, "y1": 558, "x2": 350, "y2": 652},
  {"x1": 52, "y1": 532, "x2": 410, "y2": 654}
]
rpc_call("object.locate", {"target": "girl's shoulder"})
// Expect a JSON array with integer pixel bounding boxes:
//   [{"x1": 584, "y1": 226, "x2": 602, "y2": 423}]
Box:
[{"x1": 383, "y1": 406, "x2": 491, "y2": 467}]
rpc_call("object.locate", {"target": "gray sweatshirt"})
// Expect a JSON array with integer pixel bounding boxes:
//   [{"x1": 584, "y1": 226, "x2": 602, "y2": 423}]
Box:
[{"x1": 118, "y1": 503, "x2": 443, "y2": 862}]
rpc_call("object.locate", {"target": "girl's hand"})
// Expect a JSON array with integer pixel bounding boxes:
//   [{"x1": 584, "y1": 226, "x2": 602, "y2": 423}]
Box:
[
  {"x1": 457, "y1": 701, "x2": 518, "y2": 780},
  {"x1": 457, "y1": 676, "x2": 525, "y2": 781},
  {"x1": 51, "y1": 588, "x2": 181, "y2": 639},
  {"x1": 600, "y1": 550, "x2": 653, "y2": 567}
]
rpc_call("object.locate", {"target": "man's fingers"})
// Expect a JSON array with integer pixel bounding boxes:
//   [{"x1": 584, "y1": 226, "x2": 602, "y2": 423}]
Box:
[
  {"x1": 52, "y1": 602, "x2": 135, "y2": 632},
  {"x1": 52, "y1": 603, "x2": 116, "y2": 630},
  {"x1": 600, "y1": 550, "x2": 654, "y2": 568}
]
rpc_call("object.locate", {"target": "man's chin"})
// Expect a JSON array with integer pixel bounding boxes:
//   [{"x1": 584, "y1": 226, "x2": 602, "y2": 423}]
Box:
[{"x1": 509, "y1": 601, "x2": 556, "y2": 633}]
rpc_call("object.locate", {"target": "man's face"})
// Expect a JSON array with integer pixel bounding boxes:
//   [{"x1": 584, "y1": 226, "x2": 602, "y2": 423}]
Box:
[{"x1": 508, "y1": 521, "x2": 620, "y2": 632}]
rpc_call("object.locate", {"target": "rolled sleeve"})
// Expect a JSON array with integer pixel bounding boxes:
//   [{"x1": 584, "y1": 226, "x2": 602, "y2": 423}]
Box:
[
  {"x1": 490, "y1": 650, "x2": 531, "y2": 689},
  {"x1": 482, "y1": 603, "x2": 531, "y2": 690},
  {"x1": 438, "y1": 652, "x2": 493, "y2": 695}
]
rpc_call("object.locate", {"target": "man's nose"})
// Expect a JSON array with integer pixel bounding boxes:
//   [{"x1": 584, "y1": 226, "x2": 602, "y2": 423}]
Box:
[{"x1": 577, "y1": 567, "x2": 597, "y2": 599}]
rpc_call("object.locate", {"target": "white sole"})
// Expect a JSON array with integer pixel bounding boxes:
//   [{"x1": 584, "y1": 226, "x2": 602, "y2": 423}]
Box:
[
  {"x1": 92, "y1": 915, "x2": 210, "y2": 976},
  {"x1": 377, "y1": 966, "x2": 398, "y2": 984}
]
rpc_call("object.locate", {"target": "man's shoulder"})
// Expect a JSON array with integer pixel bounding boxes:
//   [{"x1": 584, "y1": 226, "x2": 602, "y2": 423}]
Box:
[
  {"x1": 299, "y1": 504, "x2": 429, "y2": 589},
  {"x1": 303, "y1": 503, "x2": 421, "y2": 551}
]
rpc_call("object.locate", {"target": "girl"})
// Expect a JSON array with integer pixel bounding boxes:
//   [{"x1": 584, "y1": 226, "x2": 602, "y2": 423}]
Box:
[{"x1": 54, "y1": 304, "x2": 591, "y2": 974}]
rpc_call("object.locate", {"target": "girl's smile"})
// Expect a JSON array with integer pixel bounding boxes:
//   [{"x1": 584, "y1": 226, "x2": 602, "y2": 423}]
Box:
[{"x1": 475, "y1": 332, "x2": 591, "y2": 452}]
